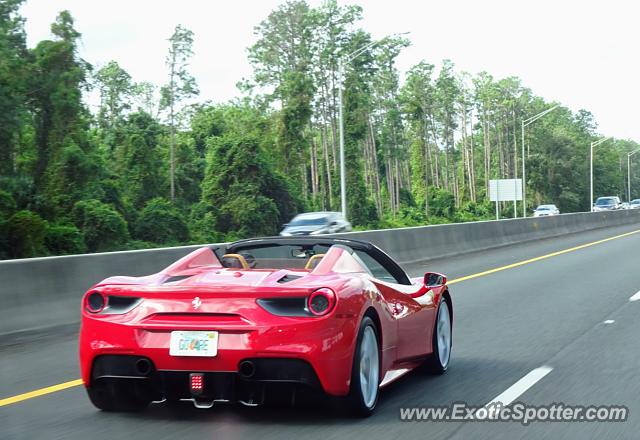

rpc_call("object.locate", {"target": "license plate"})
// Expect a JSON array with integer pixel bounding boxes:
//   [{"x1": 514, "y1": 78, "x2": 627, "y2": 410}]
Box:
[{"x1": 169, "y1": 331, "x2": 218, "y2": 357}]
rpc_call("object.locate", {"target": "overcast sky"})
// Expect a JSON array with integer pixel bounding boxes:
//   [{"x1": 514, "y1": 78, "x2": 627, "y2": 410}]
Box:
[{"x1": 20, "y1": 0, "x2": 640, "y2": 141}]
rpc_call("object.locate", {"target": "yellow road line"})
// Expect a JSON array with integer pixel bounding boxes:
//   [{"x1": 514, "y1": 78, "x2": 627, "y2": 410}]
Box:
[
  {"x1": 2, "y1": 227, "x2": 640, "y2": 408},
  {"x1": 448, "y1": 228, "x2": 640, "y2": 285},
  {"x1": 0, "y1": 379, "x2": 83, "y2": 407}
]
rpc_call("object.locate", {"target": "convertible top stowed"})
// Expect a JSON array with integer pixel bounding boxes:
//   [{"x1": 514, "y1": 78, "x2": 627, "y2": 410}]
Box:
[{"x1": 220, "y1": 236, "x2": 410, "y2": 285}]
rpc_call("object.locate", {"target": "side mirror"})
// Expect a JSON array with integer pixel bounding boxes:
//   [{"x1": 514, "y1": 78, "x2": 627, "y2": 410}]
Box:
[
  {"x1": 330, "y1": 221, "x2": 338, "y2": 226},
  {"x1": 424, "y1": 272, "x2": 447, "y2": 288},
  {"x1": 410, "y1": 272, "x2": 447, "y2": 298}
]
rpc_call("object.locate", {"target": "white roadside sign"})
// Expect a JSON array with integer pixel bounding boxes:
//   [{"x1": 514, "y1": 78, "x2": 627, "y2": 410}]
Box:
[
  {"x1": 489, "y1": 179, "x2": 523, "y2": 201},
  {"x1": 489, "y1": 179, "x2": 522, "y2": 220}
]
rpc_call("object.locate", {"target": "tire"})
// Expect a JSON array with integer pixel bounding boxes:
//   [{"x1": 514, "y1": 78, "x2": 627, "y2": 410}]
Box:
[
  {"x1": 346, "y1": 316, "x2": 380, "y2": 417},
  {"x1": 424, "y1": 299, "x2": 452, "y2": 374},
  {"x1": 87, "y1": 380, "x2": 151, "y2": 412}
]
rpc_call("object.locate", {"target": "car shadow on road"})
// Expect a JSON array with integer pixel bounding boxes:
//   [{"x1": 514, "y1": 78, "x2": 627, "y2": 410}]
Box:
[{"x1": 114, "y1": 356, "x2": 528, "y2": 426}]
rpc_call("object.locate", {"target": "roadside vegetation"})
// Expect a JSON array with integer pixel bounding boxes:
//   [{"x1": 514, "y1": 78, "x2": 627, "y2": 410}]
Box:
[{"x1": 1, "y1": 0, "x2": 638, "y2": 259}]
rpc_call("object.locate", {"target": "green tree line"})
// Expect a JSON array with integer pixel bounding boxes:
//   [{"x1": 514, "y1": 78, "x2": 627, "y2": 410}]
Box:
[{"x1": 1, "y1": 0, "x2": 637, "y2": 259}]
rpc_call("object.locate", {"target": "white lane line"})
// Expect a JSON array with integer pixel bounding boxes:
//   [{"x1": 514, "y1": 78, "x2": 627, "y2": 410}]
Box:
[
  {"x1": 629, "y1": 290, "x2": 640, "y2": 302},
  {"x1": 603, "y1": 320, "x2": 615, "y2": 325},
  {"x1": 485, "y1": 366, "x2": 553, "y2": 408}
]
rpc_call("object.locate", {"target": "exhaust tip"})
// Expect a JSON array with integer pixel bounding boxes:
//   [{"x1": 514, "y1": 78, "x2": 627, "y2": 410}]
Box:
[
  {"x1": 135, "y1": 358, "x2": 152, "y2": 376},
  {"x1": 239, "y1": 360, "x2": 256, "y2": 378}
]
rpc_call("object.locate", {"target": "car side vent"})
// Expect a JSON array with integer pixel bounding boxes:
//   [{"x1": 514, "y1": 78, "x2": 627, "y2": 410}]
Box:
[
  {"x1": 163, "y1": 275, "x2": 193, "y2": 284},
  {"x1": 277, "y1": 274, "x2": 303, "y2": 284}
]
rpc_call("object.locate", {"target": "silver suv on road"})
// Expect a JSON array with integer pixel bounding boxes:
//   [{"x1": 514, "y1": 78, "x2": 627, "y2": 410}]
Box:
[
  {"x1": 593, "y1": 196, "x2": 622, "y2": 212},
  {"x1": 280, "y1": 212, "x2": 352, "y2": 236}
]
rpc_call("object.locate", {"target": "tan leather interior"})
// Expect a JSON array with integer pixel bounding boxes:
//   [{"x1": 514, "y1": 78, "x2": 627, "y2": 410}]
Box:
[
  {"x1": 221, "y1": 253, "x2": 250, "y2": 270},
  {"x1": 304, "y1": 254, "x2": 326, "y2": 270}
]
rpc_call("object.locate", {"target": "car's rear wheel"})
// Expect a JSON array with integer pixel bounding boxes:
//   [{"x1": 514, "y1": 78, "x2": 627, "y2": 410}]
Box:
[
  {"x1": 346, "y1": 316, "x2": 380, "y2": 417},
  {"x1": 87, "y1": 380, "x2": 151, "y2": 412},
  {"x1": 424, "y1": 299, "x2": 452, "y2": 374}
]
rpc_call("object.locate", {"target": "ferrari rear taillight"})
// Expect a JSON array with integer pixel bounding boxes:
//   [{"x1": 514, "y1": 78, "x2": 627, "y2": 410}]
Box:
[
  {"x1": 82, "y1": 292, "x2": 142, "y2": 315},
  {"x1": 190, "y1": 373, "x2": 204, "y2": 395},
  {"x1": 257, "y1": 290, "x2": 337, "y2": 317},
  {"x1": 85, "y1": 291, "x2": 106, "y2": 314},
  {"x1": 307, "y1": 288, "x2": 336, "y2": 316}
]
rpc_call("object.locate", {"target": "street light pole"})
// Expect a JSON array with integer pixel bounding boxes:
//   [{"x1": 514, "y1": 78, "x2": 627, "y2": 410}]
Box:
[
  {"x1": 521, "y1": 105, "x2": 559, "y2": 217},
  {"x1": 337, "y1": 32, "x2": 409, "y2": 220},
  {"x1": 590, "y1": 137, "x2": 611, "y2": 211},
  {"x1": 627, "y1": 149, "x2": 640, "y2": 202},
  {"x1": 521, "y1": 121, "x2": 524, "y2": 217},
  {"x1": 338, "y1": 62, "x2": 347, "y2": 218}
]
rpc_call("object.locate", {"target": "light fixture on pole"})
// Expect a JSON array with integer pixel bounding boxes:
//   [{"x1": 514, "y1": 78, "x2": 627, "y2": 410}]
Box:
[
  {"x1": 337, "y1": 32, "x2": 409, "y2": 220},
  {"x1": 590, "y1": 137, "x2": 612, "y2": 211},
  {"x1": 521, "y1": 105, "x2": 559, "y2": 217},
  {"x1": 627, "y1": 148, "x2": 640, "y2": 202}
]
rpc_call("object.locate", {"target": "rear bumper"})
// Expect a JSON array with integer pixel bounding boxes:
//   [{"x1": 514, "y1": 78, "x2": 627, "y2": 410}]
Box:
[
  {"x1": 79, "y1": 315, "x2": 357, "y2": 396},
  {"x1": 90, "y1": 355, "x2": 322, "y2": 403}
]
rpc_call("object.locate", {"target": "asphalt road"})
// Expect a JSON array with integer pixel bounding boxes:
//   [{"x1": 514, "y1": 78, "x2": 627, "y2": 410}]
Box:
[{"x1": 2, "y1": 222, "x2": 640, "y2": 440}]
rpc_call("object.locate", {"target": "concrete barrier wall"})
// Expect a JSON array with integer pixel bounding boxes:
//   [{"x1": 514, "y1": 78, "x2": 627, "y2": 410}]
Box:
[
  {"x1": 344, "y1": 210, "x2": 640, "y2": 264},
  {"x1": 1, "y1": 210, "x2": 639, "y2": 335},
  {"x1": 0, "y1": 245, "x2": 212, "y2": 335}
]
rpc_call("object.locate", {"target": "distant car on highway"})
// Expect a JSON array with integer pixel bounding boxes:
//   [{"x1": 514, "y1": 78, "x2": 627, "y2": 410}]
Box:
[
  {"x1": 533, "y1": 204, "x2": 560, "y2": 217},
  {"x1": 629, "y1": 199, "x2": 640, "y2": 209},
  {"x1": 621, "y1": 202, "x2": 631, "y2": 210},
  {"x1": 78, "y1": 237, "x2": 452, "y2": 416},
  {"x1": 593, "y1": 196, "x2": 622, "y2": 212},
  {"x1": 280, "y1": 211, "x2": 351, "y2": 236}
]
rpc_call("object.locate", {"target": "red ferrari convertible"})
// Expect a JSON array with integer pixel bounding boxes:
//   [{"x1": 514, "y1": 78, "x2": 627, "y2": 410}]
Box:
[{"x1": 79, "y1": 237, "x2": 452, "y2": 416}]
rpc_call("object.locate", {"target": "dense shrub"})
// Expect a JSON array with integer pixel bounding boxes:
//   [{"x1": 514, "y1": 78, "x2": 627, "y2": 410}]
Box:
[
  {"x1": 428, "y1": 187, "x2": 456, "y2": 218},
  {"x1": 0, "y1": 190, "x2": 16, "y2": 217},
  {"x1": 7, "y1": 210, "x2": 48, "y2": 258},
  {"x1": 0, "y1": 219, "x2": 9, "y2": 259},
  {"x1": 216, "y1": 193, "x2": 280, "y2": 239},
  {"x1": 72, "y1": 199, "x2": 128, "y2": 252},
  {"x1": 188, "y1": 203, "x2": 224, "y2": 243},
  {"x1": 123, "y1": 240, "x2": 161, "y2": 250},
  {"x1": 453, "y1": 200, "x2": 493, "y2": 223},
  {"x1": 134, "y1": 198, "x2": 189, "y2": 244},
  {"x1": 200, "y1": 132, "x2": 301, "y2": 237},
  {"x1": 45, "y1": 223, "x2": 86, "y2": 255}
]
